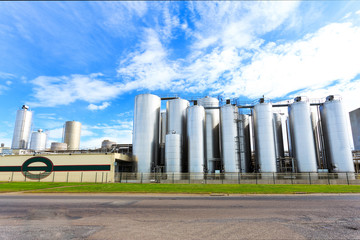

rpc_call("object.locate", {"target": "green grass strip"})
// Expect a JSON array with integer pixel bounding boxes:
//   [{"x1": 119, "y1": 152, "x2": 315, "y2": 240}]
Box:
[{"x1": 1, "y1": 182, "x2": 360, "y2": 194}]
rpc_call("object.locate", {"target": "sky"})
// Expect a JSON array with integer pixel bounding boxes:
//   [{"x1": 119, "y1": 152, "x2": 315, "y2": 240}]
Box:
[{"x1": 1, "y1": 1, "x2": 360, "y2": 149}]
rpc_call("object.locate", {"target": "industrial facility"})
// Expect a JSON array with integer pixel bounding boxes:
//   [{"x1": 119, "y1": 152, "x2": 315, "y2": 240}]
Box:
[
  {"x1": 133, "y1": 94, "x2": 358, "y2": 178},
  {"x1": 0, "y1": 94, "x2": 359, "y2": 183}
]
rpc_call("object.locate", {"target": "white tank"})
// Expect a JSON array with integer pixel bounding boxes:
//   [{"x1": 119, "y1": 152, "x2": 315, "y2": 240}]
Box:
[
  {"x1": 132, "y1": 94, "x2": 161, "y2": 173},
  {"x1": 197, "y1": 96, "x2": 220, "y2": 173},
  {"x1": 288, "y1": 97, "x2": 318, "y2": 172},
  {"x1": 101, "y1": 140, "x2": 116, "y2": 149},
  {"x1": 50, "y1": 142, "x2": 67, "y2": 151},
  {"x1": 320, "y1": 95, "x2": 354, "y2": 173},
  {"x1": 11, "y1": 105, "x2": 33, "y2": 149},
  {"x1": 64, "y1": 121, "x2": 81, "y2": 150},
  {"x1": 30, "y1": 129, "x2": 47, "y2": 151},
  {"x1": 253, "y1": 101, "x2": 277, "y2": 173},
  {"x1": 187, "y1": 105, "x2": 205, "y2": 173},
  {"x1": 165, "y1": 133, "x2": 182, "y2": 175},
  {"x1": 220, "y1": 104, "x2": 239, "y2": 173},
  {"x1": 238, "y1": 114, "x2": 252, "y2": 173}
]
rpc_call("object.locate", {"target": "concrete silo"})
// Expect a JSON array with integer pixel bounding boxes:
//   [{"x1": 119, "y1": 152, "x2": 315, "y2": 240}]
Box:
[{"x1": 64, "y1": 121, "x2": 82, "y2": 150}]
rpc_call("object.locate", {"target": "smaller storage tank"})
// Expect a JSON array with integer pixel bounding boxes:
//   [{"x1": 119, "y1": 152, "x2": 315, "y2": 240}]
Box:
[
  {"x1": 238, "y1": 114, "x2": 252, "y2": 173},
  {"x1": 187, "y1": 105, "x2": 205, "y2": 174},
  {"x1": 165, "y1": 133, "x2": 182, "y2": 178},
  {"x1": 101, "y1": 140, "x2": 116, "y2": 150},
  {"x1": 51, "y1": 142, "x2": 67, "y2": 151},
  {"x1": 30, "y1": 129, "x2": 47, "y2": 151},
  {"x1": 273, "y1": 113, "x2": 284, "y2": 161},
  {"x1": 64, "y1": 121, "x2": 81, "y2": 150}
]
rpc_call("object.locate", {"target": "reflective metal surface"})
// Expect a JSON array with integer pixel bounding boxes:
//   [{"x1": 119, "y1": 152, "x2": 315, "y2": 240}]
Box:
[
  {"x1": 101, "y1": 140, "x2": 116, "y2": 150},
  {"x1": 165, "y1": 133, "x2": 181, "y2": 176},
  {"x1": 320, "y1": 96, "x2": 354, "y2": 172},
  {"x1": 133, "y1": 94, "x2": 161, "y2": 173},
  {"x1": 220, "y1": 104, "x2": 239, "y2": 173},
  {"x1": 289, "y1": 98, "x2": 318, "y2": 172},
  {"x1": 11, "y1": 106, "x2": 33, "y2": 149},
  {"x1": 64, "y1": 121, "x2": 82, "y2": 150},
  {"x1": 50, "y1": 142, "x2": 67, "y2": 151},
  {"x1": 238, "y1": 114, "x2": 252, "y2": 173},
  {"x1": 272, "y1": 113, "x2": 284, "y2": 161},
  {"x1": 160, "y1": 112, "x2": 167, "y2": 145},
  {"x1": 187, "y1": 105, "x2": 205, "y2": 173},
  {"x1": 198, "y1": 96, "x2": 220, "y2": 173},
  {"x1": 30, "y1": 129, "x2": 47, "y2": 151},
  {"x1": 253, "y1": 102, "x2": 277, "y2": 173}
]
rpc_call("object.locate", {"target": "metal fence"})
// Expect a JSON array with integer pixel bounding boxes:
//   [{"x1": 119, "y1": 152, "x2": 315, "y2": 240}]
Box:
[{"x1": 115, "y1": 172, "x2": 360, "y2": 185}]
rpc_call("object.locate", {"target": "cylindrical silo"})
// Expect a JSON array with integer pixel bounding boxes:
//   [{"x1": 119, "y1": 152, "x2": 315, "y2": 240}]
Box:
[
  {"x1": 64, "y1": 121, "x2": 81, "y2": 150},
  {"x1": 197, "y1": 96, "x2": 220, "y2": 173},
  {"x1": 220, "y1": 104, "x2": 239, "y2": 173},
  {"x1": 166, "y1": 98, "x2": 189, "y2": 171},
  {"x1": 11, "y1": 105, "x2": 33, "y2": 149},
  {"x1": 101, "y1": 140, "x2": 116, "y2": 150},
  {"x1": 132, "y1": 94, "x2": 161, "y2": 173},
  {"x1": 159, "y1": 112, "x2": 167, "y2": 166},
  {"x1": 320, "y1": 95, "x2": 354, "y2": 173},
  {"x1": 187, "y1": 105, "x2": 205, "y2": 174},
  {"x1": 165, "y1": 133, "x2": 182, "y2": 177},
  {"x1": 253, "y1": 101, "x2": 277, "y2": 173},
  {"x1": 238, "y1": 114, "x2": 252, "y2": 173},
  {"x1": 30, "y1": 129, "x2": 47, "y2": 151},
  {"x1": 50, "y1": 142, "x2": 67, "y2": 151},
  {"x1": 288, "y1": 97, "x2": 318, "y2": 172},
  {"x1": 273, "y1": 113, "x2": 284, "y2": 162}
]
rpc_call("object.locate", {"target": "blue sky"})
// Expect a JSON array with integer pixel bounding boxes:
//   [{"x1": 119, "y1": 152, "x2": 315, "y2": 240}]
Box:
[{"x1": 1, "y1": 1, "x2": 360, "y2": 149}]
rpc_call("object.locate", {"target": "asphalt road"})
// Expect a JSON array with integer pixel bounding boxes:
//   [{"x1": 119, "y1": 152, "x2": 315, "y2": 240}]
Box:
[{"x1": 0, "y1": 194, "x2": 359, "y2": 240}]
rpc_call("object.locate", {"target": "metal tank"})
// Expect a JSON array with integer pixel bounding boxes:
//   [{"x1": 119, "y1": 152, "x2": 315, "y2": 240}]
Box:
[
  {"x1": 272, "y1": 113, "x2": 285, "y2": 162},
  {"x1": 320, "y1": 95, "x2": 355, "y2": 173},
  {"x1": 288, "y1": 97, "x2": 318, "y2": 172},
  {"x1": 101, "y1": 140, "x2": 116, "y2": 150},
  {"x1": 159, "y1": 112, "x2": 167, "y2": 167},
  {"x1": 132, "y1": 94, "x2": 161, "y2": 173},
  {"x1": 64, "y1": 121, "x2": 81, "y2": 150},
  {"x1": 197, "y1": 96, "x2": 220, "y2": 173},
  {"x1": 50, "y1": 142, "x2": 67, "y2": 151},
  {"x1": 187, "y1": 105, "x2": 205, "y2": 174},
  {"x1": 220, "y1": 104, "x2": 239, "y2": 173},
  {"x1": 238, "y1": 114, "x2": 252, "y2": 173},
  {"x1": 166, "y1": 98, "x2": 189, "y2": 171},
  {"x1": 252, "y1": 101, "x2": 277, "y2": 173},
  {"x1": 165, "y1": 133, "x2": 182, "y2": 177},
  {"x1": 30, "y1": 129, "x2": 47, "y2": 151},
  {"x1": 11, "y1": 105, "x2": 33, "y2": 149}
]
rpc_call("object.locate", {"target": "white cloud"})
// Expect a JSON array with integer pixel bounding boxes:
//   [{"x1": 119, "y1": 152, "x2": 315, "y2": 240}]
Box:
[{"x1": 87, "y1": 102, "x2": 110, "y2": 111}]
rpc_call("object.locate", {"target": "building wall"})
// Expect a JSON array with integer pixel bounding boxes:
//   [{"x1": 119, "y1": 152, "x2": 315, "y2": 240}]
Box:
[
  {"x1": 0, "y1": 153, "x2": 116, "y2": 182},
  {"x1": 350, "y1": 108, "x2": 360, "y2": 150}
]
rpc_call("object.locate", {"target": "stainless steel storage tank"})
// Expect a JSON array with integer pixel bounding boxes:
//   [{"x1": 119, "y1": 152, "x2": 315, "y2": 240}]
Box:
[
  {"x1": 197, "y1": 96, "x2": 220, "y2": 173},
  {"x1": 11, "y1": 105, "x2": 33, "y2": 149},
  {"x1": 133, "y1": 94, "x2": 161, "y2": 173},
  {"x1": 165, "y1": 133, "x2": 182, "y2": 177},
  {"x1": 166, "y1": 98, "x2": 189, "y2": 171},
  {"x1": 273, "y1": 113, "x2": 284, "y2": 162},
  {"x1": 64, "y1": 121, "x2": 81, "y2": 150},
  {"x1": 50, "y1": 142, "x2": 67, "y2": 151},
  {"x1": 288, "y1": 97, "x2": 318, "y2": 172},
  {"x1": 159, "y1": 112, "x2": 167, "y2": 166},
  {"x1": 220, "y1": 104, "x2": 239, "y2": 173},
  {"x1": 101, "y1": 140, "x2": 116, "y2": 150},
  {"x1": 238, "y1": 114, "x2": 252, "y2": 173},
  {"x1": 187, "y1": 105, "x2": 205, "y2": 173},
  {"x1": 253, "y1": 101, "x2": 277, "y2": 172},
  {"x1": 30, "y1": 129, "x2": 47, "y2": 151},
  {"x1": 320, "y1": 95, "x2": 355, "y2": 173}
]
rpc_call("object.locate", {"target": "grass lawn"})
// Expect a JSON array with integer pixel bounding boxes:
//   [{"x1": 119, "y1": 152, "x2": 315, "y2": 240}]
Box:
[{"x1": 1, "y1": 182, "x2": 360, "y2": 194}]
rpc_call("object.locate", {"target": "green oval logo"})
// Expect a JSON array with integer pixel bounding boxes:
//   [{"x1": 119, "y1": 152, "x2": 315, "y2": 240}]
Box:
[{"x1": 22, "y1": 157, "x2": 53, "y2": 180}]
